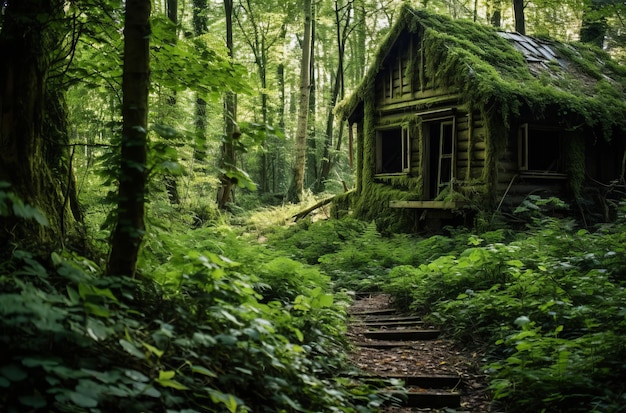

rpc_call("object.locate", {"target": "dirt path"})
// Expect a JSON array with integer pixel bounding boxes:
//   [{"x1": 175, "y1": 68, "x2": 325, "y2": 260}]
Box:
[{"x1": 347, "y1": 293, "x2": 492, "y2": 412}]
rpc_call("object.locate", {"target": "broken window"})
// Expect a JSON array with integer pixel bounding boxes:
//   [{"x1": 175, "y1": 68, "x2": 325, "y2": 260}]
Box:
[
  {"x1": 518, "y1": 124, "x2": 564, "y2": 175},
  {"x1": 423, "y1": 117, "x2": 456, "y2": 199},
  {"x1": 376, "y1": 126, "x2": 410, "y2": 174}
]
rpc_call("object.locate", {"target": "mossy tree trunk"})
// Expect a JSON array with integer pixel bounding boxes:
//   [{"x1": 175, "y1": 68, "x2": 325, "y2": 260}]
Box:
[
  {"x1": 0, "y1": 0, "x2": 84, "y2": 252},
  {"x1": 108, "y1": 0, "x2": 151, "y2": 277}
]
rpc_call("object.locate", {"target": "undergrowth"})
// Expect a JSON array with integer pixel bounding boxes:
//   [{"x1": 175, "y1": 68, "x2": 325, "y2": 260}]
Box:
[
  {"x1": 0, "y1": 191, "x2": 384, "y2": 412},
  {"x1": 256, "y1": 198, "x2": 626, "y2": 412},
  {"x1": 4, "y1": 184, "x2": 626, "y2": 413}
]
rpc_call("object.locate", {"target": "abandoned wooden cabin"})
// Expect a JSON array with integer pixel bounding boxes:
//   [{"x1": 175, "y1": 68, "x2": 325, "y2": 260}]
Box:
[{"x1": 335, "y1": 6, "x2": 626, "y2": 230}]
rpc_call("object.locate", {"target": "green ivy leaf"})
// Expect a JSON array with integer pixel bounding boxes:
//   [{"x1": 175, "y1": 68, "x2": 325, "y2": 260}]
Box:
[
  {"x1": 19, "y1": 395, "x2": 46, "y2": 408},
  {"x1": 69, "y1": 391, "x2": 98, "y2": 408},
  {"x1": 0, "y1": 364, "x2": 27, "y2": 382},
  {"x1": 119, "y1": 339, "x2": 146, "y2": 359}
]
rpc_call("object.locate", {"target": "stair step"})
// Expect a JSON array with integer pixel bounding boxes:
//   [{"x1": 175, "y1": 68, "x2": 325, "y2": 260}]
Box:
[
  {"x1": 381, "y1": 389, "x2": 461, "y2": 408},
  {"x1": 353, "y1": 291, "x2": 380, "y2": 299},
  {"x1": 357, "y1": 315, "x2": 421, "y2": 322},
  {"x1": 353, "y1": 341, "x2": 414, "y2": 349},
  {"x1": 367, "y1": 374, "x2": 462, "y2": 388},
  {"x1": 349, "y1": 308, "x2": 397, "y2": 316},
  {"x1": 363, "y1": 329, "x2": 440, "y2": 341},
  {"x1": 362, "y1": 320, "x2": 425, "y2": 328}
]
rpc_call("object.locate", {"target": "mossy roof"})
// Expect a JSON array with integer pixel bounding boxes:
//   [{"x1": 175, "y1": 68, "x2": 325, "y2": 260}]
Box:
[{"x1": 336, "y1": 5, "x2": 626, "y2": 139}]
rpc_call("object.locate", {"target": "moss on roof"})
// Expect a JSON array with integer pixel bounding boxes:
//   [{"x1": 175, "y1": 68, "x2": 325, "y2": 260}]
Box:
[{"x1": 336, "y1": 5, "x2": 626, "y2": 139}]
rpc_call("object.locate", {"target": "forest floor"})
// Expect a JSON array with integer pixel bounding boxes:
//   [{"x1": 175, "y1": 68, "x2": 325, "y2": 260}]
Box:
[{"x1": 347, "y1": 294, "x2": 493, "y2": 412}]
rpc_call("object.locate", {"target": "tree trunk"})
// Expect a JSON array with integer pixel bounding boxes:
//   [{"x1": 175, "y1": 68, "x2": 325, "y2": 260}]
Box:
[
  {"x1": 217, "y1": 0, "x2": 238, "y2": 209},
  {"x1": 287, "y1": 0, "x2": 312, "y2": 203},
  {"x1": 513, "y1": 0, "x2": 525, "y2": 34},
  {"x1": 163, "y1": 0, "x2": 180, "y2": 205},
  {"x1": 318, "y1": 0, "x2": 351, "y2": 192},
  {"x1": 0, "y1": 0, "x2": 84, "y2": 252},
  {"x1": 580, "y1": 1, "x2": 606, "y2": 48},
  {"x1": 192, "y1": 0, "x2": 208, "y2": 163},
  {"x1": 306, "y1": 3, "x2": 317, "y2": 190},
  {"x1": 108, "y1": 0, "x2": 151, "y2": 277}
]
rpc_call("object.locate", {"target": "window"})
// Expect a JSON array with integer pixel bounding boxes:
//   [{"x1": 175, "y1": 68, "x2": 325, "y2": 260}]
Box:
[
  {"x1": 376, "y1": 126, "x2": 410, "y2": 174},
  {"x1": 518, "y1": 124, "x2": 564, "y2": 175},
  {"x1": 423, "y1": 118, "x2": 455, "y2": 199}
]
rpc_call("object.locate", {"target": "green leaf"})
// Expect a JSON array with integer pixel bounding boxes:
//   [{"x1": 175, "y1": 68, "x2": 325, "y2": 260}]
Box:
[
  {"x1": 69, "y1": 391, "x2": 98, "y2": 408},
  {"x1": 141, "y1": 341, "x2": 164, "y2": 358},
  {"x1": 19, "y1": 395, "x2": 46, "y2": 408},
  {"x1": 0, "y1": 364, "x2": 27, "y2": 382},
  {"x1": 316, "y1": 293, "x2": 334, "y2": 308},
  {"x1": 86, "y1": 318, "x2": 110, "y2": 341},
  {"x1": 157, "y1": 378, "x2": 189, "y2": 390},
  {"x1": 124, "y1": 369, "x2": 149, "y2": 382},
  {"x1": 190, "y1": 365, "x2": 217, "y2": 378},
  {"x1": 158, "y1": 370, "x2": 176, "y2": 380},
  {"x1": 207, "y1": 388, "x2": 239, "y2": 413},
  {"x1": 119, "y1": 339, "x2": 146, "y2": 359}
]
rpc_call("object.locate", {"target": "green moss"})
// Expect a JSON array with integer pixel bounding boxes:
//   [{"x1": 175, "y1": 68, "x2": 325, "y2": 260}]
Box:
[
  {"x1": 352, "y1": 182, "x2": 418, "y2": 233},
  {"x1": 338, "y1": 5, "x2": 626, "y2": 141},
  {"x1": 566, "y1": 132, "x2": 586, "y2": 198}
]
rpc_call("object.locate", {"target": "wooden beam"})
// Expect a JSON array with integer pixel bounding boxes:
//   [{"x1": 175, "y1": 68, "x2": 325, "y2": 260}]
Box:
[{"x1": 389, "y1": 200, "x2": 460, "y2": 209}]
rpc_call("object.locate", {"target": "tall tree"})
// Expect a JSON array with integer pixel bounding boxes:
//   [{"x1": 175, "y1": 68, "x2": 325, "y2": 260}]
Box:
[
  {"x1": 580, "y1": 0, "x2": 607, "y2": 47},
  {"x1": 0, "y1": 0, "x2": 84, "y2": 251},
  {"x1": 108, "y1": 0, "x2": 151, "y2": 276},
  {"x1": 163, "y1": 0, "x2": 180, "y2": 204},
  {"x1": 235, "y1": 0, "x2": 281, "y2": 193},
  {"x1": 513, "y1": 0, "x2": 526, "y2": 34},
  {"x1": 317, "y1": 0, "x2": 351, "y2": 192},
  {"x1": 287, "y1": 0, "x2": 313, "y2": 202},
  {"x1": 192, "y1": 0, "x2": 209, "y2": 164},
  {"x1": 217, "y1": 0, "x2": 238, "y2": 209}
]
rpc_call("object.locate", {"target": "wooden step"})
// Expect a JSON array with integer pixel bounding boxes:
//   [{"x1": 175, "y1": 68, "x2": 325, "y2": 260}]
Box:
[
  {"x1": 381, "y1": 389, "x2": 461, "y2": 408},
  {"x1": 353, "y1": 291, "x2": 380, "y2": 299},
  {"x1": 353, "y1": 341, "x2": 414, "y2": 349},
  {"x1": 356, "y1": 315, "x2": 421, "y2": 322},
  {"x1": 361, "y1": 320, "x2": 425, "y2": 328},
  {"x1": 349, "y1": 308, "x2": 397, "y2": 316},
  {"x1": 363, "y1": 329, "x2": 440, "y2": 341},
  {"x1": 365, "y1": 374, "x2": 462, "y2": 388}
]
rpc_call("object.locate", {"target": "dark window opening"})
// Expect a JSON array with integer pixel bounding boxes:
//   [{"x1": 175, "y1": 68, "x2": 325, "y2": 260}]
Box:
[
  {"x1": 519, "y1": 124, "x2": 563, "y2": 174},
  {"x1": 376, "y1": 127, "x2": 410, "y2": 174}
]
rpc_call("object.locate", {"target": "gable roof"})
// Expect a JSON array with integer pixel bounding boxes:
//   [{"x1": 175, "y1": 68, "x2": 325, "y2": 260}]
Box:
[{"x1": 336, "y1": 5, "x2": 626, "y2": 139}]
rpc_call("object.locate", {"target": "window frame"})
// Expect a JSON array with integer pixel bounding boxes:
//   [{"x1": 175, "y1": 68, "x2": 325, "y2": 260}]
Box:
[
  {"x1": 375, "y1": 124, "x2": 411, "y2": 175},
  {"x1": 518, "y1": 123, "x2": 566, "y2": 178}
]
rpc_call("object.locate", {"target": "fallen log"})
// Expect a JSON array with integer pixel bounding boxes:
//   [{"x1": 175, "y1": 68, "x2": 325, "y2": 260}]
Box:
[{"x1": 292, "y1": 189, "x2": 354, "y2": 221}]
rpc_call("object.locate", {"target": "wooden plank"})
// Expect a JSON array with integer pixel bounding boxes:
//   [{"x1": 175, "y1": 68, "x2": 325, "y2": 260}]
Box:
[
  {"x1": 363, "y1": 329, "x2": 441, "y2": 341},
  {"x1": 360, "y1": 374, "x2": 462, "y2": 389},
  {"x1": 349, "y1": 308, "x2": 397, "y2": 316},
  {"x1": 389, "y1": 200, "x2": 459, "y2": 209},
  {"x1": 363, "y1": 320, "x2": 425, "y2": 328},
  {"x1": 358, "y1": 315, "x2": 423, "y2": 322},
  {"x1": 382, "y1": 390, "x2": 461, "y2": 408},
  {"x1": 353, "y1": 342, "x2": 414, "y2": 349}
]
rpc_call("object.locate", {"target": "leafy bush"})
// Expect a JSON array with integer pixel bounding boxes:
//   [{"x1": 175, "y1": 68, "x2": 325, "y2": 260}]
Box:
[
  {"x1": 0, "y1": 247, "x2": 383, "y2": 412},
  {"x1": 374, "y1": 211, "x2": 626, "y2": 412}
]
